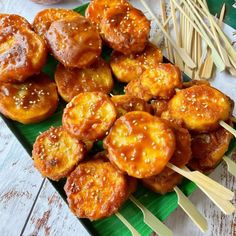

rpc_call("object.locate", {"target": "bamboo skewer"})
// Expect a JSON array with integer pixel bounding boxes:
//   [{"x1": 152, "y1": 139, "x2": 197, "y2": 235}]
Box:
[
  {"x1": 116, "y1": 213, "x2": 140, "y2": 236},
  {"x1": 219, "y1": 121, "x2": 236, "y2": 138},
  {"x1": 223, "y1": 155, "x2": 236, "y2": 178},
  {"x1": 129, "y1": 195, "x2": 173, "y2": 236},
  {"x1": 174, "y1": 186, "x2": 208, "y2": 232}
]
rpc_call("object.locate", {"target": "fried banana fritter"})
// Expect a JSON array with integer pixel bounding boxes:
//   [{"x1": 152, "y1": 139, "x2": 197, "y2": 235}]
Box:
[
  {"x1": 55, "y1": 58, "x2": 113, "y2": 102},
  {"x1": 33, "y1": 127, "x2": 86, "y2": 181},
  {"x1": 165, "y1": 84, "x2": 233, "y2": 132},
  {"x1": 64, "y1": 159, "x2": 129, "y2": 220},
  {"x1": 100, "y1": 4, "x2": 150, "y2": 55},
  {"x1": 46, "y1": 16, "x2": 102, "y2": 68},
  {"x1": 110, "y1": 43, "x2": 163, "y2": 83},
  {"x1": 111, "y1": 95, "x2": 151, "y2": 117},
  {"x1": 104, "y1": 111, "x2": 176, "y2": 178},
  {"x1": 125, "y1": 63, "x2": 182, "y2": 101},
  {"x1": 63, "y1": 92, "x2": 117, "y2": 141},
  {"x1": 0, "y1": 73, "x2": 58, "y2": 124},
  {"x1": 0, "y1": 14, "x2": 47, "y2": 82}
]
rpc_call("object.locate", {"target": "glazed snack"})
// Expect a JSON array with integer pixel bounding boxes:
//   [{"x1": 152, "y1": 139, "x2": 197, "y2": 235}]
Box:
[
  {"x1": 33, "y1": 8, "x2": 81, "y2": 40},
  {"x1": 125, "y1": 63, "x2": 182, "y2": 101},
  {"x1": 0, "y1": 14, "x2": 47, "y2": 83},
  {"x1": 0, "y1": 73, "x2": 58, "y2": 124},
  {"x1": 110, "y1": 42, "x2": 163, "y2": 83},
  {"x1": 151, "y1": 100, "x2": 168, "y2": 117},
  {"x1": 46, "y1": 16, "x2": 102, "y2": 68},
  {"x1": 33, "y1": 127, "x2": 86, "y2": 181},
  {"x1": 55, "y1": 58, "x2": 113, "y2": 102},
  {"x1": 188, "y1": 124, "x2": 233, "y2": 172},
  {"x1": 100, "y1": 4, "x2": 150, "y2": 54},
  {"x1": 63, "y1": 92, "x2": 117, "y2": 141},
  {"x1": 111, "y1": 95, "x2": 151, "y2": 117},
  {"x1": 64, "y1": 159, "x2": 129, "y2": 220},
  {"x1": 164, "y1": 84, "x2": 233, "y2": 132},
  {"x1": 104, "y1": 111, "x2": 176, "y2": 178}
]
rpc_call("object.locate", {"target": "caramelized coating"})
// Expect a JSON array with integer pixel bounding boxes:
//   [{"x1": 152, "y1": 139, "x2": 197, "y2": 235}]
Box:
[
  {"x1": 100, "y1": 5, "x2": 150, "y2": 55},
  {"x1": 33, "y1": 127, "x2": 86, "y2": 181},
  {"x1": 151, "y1": 100, "x2": 168, "y2": 117},
  {"x1": 111, "y1": 95, "x2": 151, "y2": 117},
  {"x1": 110, "y1": 43, "x2": 163, "y2": 83},
  {"x1": 188, "y1": 124, "x2": 233, "y2": 172},
  {"x1": 64, "y1": 159, "x2": 129, "y2": 220},
  {"x1": 104, "y1": 111, "x2": 176, "y2": 178},
  {"x1": 63, "y1": 92, "x2": 117, "y2": 141},
  {"x1": 0, "y1": 15, "x2": 47, "y2": 82},
  {"x1": 55, "y1": 58, "x2": 113, "y2": 102},
  {"x1": 165, "y1": 85, "x2": 233, "y2": 132},
  {"x1": 46, "y1": 16, "x2": 102, "y2": 68},
  {"x1": 33, "y1": 8, "x2": 81, "y2": 40},
  {"x1": 0, "y1": 73, "x2": 58, "y2": 124},
  {"x1": 183, "y1": 80, "x2": 210, "y2": 88}
]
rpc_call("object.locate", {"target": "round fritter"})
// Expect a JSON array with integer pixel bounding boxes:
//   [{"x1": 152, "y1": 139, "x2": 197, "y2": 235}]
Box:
[
  {"x1": 33, "y1": 8, "x2": 81, "y2": 40},
  {"x1": 0, "y1": 15, "x2": 47, "y2": 83},
  {"x1": 46, "y1": 16, "x2": 102, "y2": 68},
  {"x1": 151, "y1": 100, "x2": 168, "y2": 117},
  {"x1": 165, "y1": 84, "x2": 233, "y2": 132},
  {"x1": 33, "y1": 127, "x2": 86, "y2": 181},
  {"x1": 64, "y1": 159, "x2": 129, "y2": 220},
  {"x1": 100, "y1": 4, "x2": 150, "y2": 55},
  {"x1": 63, "y1": 92, "x2": 117, "y2": 141},
  {"x1": 55, "y1": 58, "x2": 113, "y2": 102},
  {"x1": 111, "y1": 95, "x2": 151, "y2": 117},
  {"x1": 188, "y1": 123, "x2": 233, "y2": 173},
  {"x1": 0, "y1": 73, "x2": 58, "y2": 124},
  {"x1": 110, "y1": 42, "x2": 163, "y2": 83},
  {"x1": 125, "y1": 64, "x2": 182, "y2": 101},
  {"x1": 104, "y1": 111, "x2": 176, "y2": 178}
]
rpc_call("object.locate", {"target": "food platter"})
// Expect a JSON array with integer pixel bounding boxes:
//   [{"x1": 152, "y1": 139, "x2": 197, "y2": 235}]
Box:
[{"x1": 1, "y1": 2, "x2": 236, "y2": 236}]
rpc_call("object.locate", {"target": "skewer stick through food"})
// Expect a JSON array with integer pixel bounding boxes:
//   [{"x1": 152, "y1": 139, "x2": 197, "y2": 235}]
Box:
[
  {"x1": 219, "y1": 121, "x2": 236, "y2": 138},
  {"x1": 223, "y1": 156, "x2": 236, "y2": 178}
]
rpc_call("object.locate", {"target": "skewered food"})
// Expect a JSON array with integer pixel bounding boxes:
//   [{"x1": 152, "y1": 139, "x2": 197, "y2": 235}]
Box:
[
  {"x1": 55, "y1": 58, "x2": 113, "y2": 102},
  {"x1": 64, "y1": 158, "x2": 130, "y2": 220},
  {"x1": 110, "y1": 42, "x2": 163, "y2": 83},
  {"x1": 0, "y1": 73, "x2": 58, "y2": 124},
  {"x1": 0, "y1": 14, "x2": 47, "y2": 82},
  {"x1": 104, "y1": 111, "x2": 176, "y2": 178},
  {"x1": 33, "y1": 126, "x2": 86, "y2": 181},
  {"x1": 63, "y1": 92, "x2": 117, "y2": 141},
  {"x1": 125, "y1": 63, "x2": 182, "y2": 101},
  {"x1": 46, "y1": 16, "x2": 102, "y2": 68}
]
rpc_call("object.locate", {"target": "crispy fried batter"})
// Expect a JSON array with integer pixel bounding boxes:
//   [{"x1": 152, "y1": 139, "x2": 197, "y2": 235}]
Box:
[
  {"x1": 165, "y1": 84, "x2": 233, "y2": 132},
  {"x1": 64, "y1": 159, "x2": 129, "y2": 220},
  {"x1": 33, "y1": 127, "x2": 86, "y2": 181},
  {"x1": 46, "y1": 16, "x2": 102, "y2": 68},
  {"x1": 55, "y1": 58, "x2": 113, "y2": 102},
  {"x1": 111, "y1": 95, "x2": 151, "y2": 117},
  {"x1": 110, "y1": 43, "x2": 163, "y2": 83},
  {"x1": 151, "y1": 100, "x2": 169, "y2": 117},
  {"x1": 0, "y1": 73, "x2": 58, "y2": 124},
  {"x1": 33, "y1": 8, "x2": 81, "y2": 40},
  {"x1": 188, "y1": 122, "x2": 233, "y2": 172},
  {"x1": 63, "y1": 92, "x2": 117, "y2": 141},
  {"x1": 0, "y1": 15, "x2": 47, "y2": 82},
  {"x1": 104, "y1": 111, "x2": 176, "y2": 178},
  {"x1": 100, "y1": 4, "x2": 150, "y2": 55}
]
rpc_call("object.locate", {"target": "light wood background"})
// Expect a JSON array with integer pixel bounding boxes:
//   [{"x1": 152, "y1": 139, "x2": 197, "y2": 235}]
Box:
[{"x1": 0, "y1": 0, "x2": 236, "y2": 235}]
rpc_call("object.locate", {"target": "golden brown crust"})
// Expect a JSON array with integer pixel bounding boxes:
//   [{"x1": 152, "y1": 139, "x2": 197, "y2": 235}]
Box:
[
  {"x1": 55, "y1": 58, "x2": 113, "y2": 102},
  {"x1": 111, "y1": 95, "x2": 151, "y2": 117},
  {"x1": 46, "y1": 16, "x2": 102, "y2": 68},
  {"x1": 33, "y1": 8, "x2": 81, "y2": 40},
  {"x1": 100, "y1": 5, "x2": 150, "y2": 54},
  {"x1": 0, "y1": 15, "x2": 47, "y2": 83},
  {"x1": 165, "y1": 84, "x2": 233, "y2": 132},
  {"x1": 110, "y1": 42, "x2": 163, "y2": 83},
  {"x1": 64, "y1": 159, "x2": 129, "y2": 220},
  {"x1": 33, "y1": 127, "x2": 86, "y2": 181},
  {"x1": 0, "y1": 73, "x2": 58, "y2": 124},
  {"x1": 63, "y1": 92, "x2": 117, "y2": 141},
  {"x1": 104, "y1": 111, "x2": 176, "y2": 178}
]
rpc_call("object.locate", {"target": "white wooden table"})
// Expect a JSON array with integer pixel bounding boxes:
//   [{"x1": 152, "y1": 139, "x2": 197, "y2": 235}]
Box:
[{"x1": 0, "y1": 0, "x2": 236, "y2": 235}]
